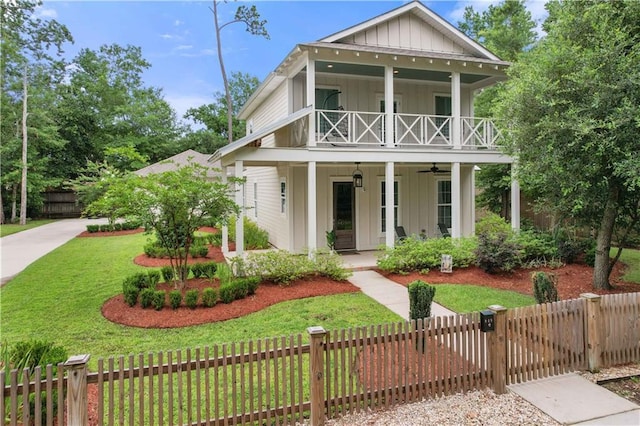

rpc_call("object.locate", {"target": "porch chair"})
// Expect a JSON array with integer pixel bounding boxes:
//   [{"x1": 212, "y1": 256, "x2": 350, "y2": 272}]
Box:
[
  {"x1": 438, "y1": 223, "x2": 451, "y2": 238},
  {"x1": 395, "y1": 226, "x2": 408, "y2": 241}
]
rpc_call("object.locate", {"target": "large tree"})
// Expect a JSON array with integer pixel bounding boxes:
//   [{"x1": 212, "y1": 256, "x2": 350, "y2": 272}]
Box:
[
  {"x1": 458, "y1": 0, "x2": 537, "y2": 218},
  {"x1": 182, "y1": 71, "x2": 259, "y2": 152},
  {"x1": 52, "y1": 44, "x2": 185, "y2": 180},
  {"x1": 497, "y1": 0, "x2": 640, "y2": 289},
  {"x1": 210, "y1": 1, "x2": 268, "y2": 144},
  {"x1": 1, "y1": 0, "x2": 72, "y2": 223}
]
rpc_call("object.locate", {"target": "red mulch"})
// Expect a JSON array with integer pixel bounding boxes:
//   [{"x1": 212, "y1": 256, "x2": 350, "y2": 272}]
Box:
[
  {"x1": 380, "y1": 261, "x2": 638, "y2": 300},
  {"x1": 102, "y1": 277, "x2": 359, "y2": 328},
  {"x1": 133, "y1": 243, "x2": 233, "y2": 266}
]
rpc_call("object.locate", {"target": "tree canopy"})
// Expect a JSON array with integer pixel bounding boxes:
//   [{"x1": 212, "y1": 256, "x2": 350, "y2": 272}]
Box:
[{"x1": 497, "y1": 0, "x2": 640, "y2": 289}]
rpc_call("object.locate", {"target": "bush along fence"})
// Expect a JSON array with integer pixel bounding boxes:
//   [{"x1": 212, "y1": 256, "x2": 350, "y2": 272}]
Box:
[{"x1": 3, "y1": 292, "x2": 639, "y2": 425}]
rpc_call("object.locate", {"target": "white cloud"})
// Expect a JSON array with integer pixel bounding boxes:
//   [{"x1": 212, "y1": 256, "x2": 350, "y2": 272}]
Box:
[
  {"x1": 160, "y1": 33, "x2": 175, "y2": 40},
  {"x1": 179, "y1": 49, "x2": 216, "y2": 58},
  {"x1": 174, "y1": 19, "x2": 184, "y2": 26},
  {"x1": 34, "y1": 6, "x2": 58, "y2": 19},
  {"x1": 175, "y1": 45, "x2": 193, "y2": 51}
]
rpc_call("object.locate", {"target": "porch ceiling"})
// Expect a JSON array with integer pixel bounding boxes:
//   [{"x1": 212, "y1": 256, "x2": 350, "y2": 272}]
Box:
[{"x1": 315, "y1": 60, "x2": 486, "y2": 84}]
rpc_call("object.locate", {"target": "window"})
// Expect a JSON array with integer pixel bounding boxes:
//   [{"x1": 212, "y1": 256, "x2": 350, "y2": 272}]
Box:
[
  {"x1": 437, "y1": 180, "x2": 452, "y2": 229},
  {"x1": 280, "y1": 178, "x2": 286, "y2": 215},
  {"x1": 253, "y1": 182, "x2": 258, "y2": 218},
  {"x1": 380, "y1": 180, "x2": 399, "y2": 233},
  {"x1": 435, "y1": 95, "x2": 451, "y2": 138}
]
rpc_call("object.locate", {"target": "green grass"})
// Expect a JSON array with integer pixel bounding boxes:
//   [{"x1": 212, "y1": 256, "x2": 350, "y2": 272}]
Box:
[
  {"x1": 432, "y1": 284, "x2": 535, "y2": 313},
  {"x1": 0, "y1": 219, "x2": 57, "y2": 237},
  {"x1": 0, "y1": 233, "x2": 401, "y2": 368},
  {"x1": 618, "y1": 248, "x2": 640, "y2": 283}
]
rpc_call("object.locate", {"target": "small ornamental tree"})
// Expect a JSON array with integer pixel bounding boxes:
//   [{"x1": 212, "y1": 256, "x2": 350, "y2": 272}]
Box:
[{"x1": 87, "y1": 161, "x2": 239, "y2": 288}]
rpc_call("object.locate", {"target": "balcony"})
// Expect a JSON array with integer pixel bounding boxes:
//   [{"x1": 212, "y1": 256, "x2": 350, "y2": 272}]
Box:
[{"x1": 315, "y1": 109, "x2": 503, "y2": 149}]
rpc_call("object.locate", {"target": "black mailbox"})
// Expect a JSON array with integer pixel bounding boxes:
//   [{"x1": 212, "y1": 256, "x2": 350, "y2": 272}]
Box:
[{"x1": 480, "y1": 310, "x2": 495, "y2": 332}]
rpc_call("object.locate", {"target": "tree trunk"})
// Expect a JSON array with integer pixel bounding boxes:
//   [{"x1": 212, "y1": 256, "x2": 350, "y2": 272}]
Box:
[
  {"x1": 20, "y1": 65, "x2": 28, "y2": 225},
  {"x1": 11, "y1": 184, "x2": 17, "y2": 222},
  {"x1": 592, "y1": 189, "x2": 618, "y2": 290},
  {"x1": 212, "y1": 0, "x2": 234, "y2": 145}
]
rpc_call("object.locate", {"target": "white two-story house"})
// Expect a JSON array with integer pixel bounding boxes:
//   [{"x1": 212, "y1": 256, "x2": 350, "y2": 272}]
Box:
[{"x1": 211, "y1": 1, "x2": 520, "y2": 256}]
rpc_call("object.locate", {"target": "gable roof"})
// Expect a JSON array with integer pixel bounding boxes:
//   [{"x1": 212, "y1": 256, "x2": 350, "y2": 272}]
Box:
[
  {"x1": 135, "y1": 150, "x2": 219, "y2": 177},
  {"x1": 320, "y1": 1, "x2": 500, "y2": 61}
]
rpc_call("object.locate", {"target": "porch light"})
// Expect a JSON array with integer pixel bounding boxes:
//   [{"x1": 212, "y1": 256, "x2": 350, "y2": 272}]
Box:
[{"x1": 352, "y1": 163, "x2": 363, "y2": 188}]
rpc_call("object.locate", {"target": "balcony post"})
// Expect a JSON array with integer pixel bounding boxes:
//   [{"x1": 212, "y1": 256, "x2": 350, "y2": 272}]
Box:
[
  {"x1": 385, "y1": 162, "x2": 395, "y2": 248},
  {"x1": 385, "y1": 65, "x2": 394, "y2": 147},
  {"x1": 451, "y1": 71, "x2": 461, "y2": 149},
  {"x1": 307, "y1": 55, "x2": 316, "y2": 147}
]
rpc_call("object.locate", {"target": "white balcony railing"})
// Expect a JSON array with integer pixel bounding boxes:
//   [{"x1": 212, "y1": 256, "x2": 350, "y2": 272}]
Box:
[{"x1": 316, "y1": 109, "x2": 502, "y2": 149}]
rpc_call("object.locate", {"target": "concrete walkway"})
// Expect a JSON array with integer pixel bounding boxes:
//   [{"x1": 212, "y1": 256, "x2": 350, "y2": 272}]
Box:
[
  {"x1": 347, "y1": 270, "x2": 640, "y2": 425},
  {"x1": 348, "y1": 270, "x2": 456, "y2": 320},
  {"x1": 1, "y1": 218, "x2": 106, "y2": 285}
]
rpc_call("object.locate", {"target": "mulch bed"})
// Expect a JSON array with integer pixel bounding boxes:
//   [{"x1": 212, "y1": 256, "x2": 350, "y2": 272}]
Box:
[{"x1": 77, "y1": 228, "x2": 145, "y2": 237}]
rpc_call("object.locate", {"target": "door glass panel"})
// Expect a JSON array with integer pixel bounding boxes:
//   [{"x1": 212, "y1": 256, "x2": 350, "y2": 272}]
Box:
[{"x1": 335, "y1": 183, "x2": 353, "y2": 231}]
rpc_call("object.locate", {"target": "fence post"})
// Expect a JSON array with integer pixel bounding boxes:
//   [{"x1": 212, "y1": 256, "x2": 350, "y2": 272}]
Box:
[
  {"x1": 307, "y1": 326, "x2": 327, "y2": 426},
  {"x1": 64, "y1": 354, "x2": 90, "y2": 426},
  {"x1": 581, "y1": 293, "x2": 602, "y2": 372},
  {"x1": 488, "y1": 305, "x2": 507, "y2": 394}
]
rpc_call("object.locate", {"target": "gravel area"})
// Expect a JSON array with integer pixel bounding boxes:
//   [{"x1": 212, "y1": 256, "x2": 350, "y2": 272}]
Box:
[{"x1": 297, "y1": 364, "x2": 640, "y2": 426}]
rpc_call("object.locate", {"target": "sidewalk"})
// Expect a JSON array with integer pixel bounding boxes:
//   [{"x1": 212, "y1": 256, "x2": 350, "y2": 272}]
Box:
[
  {"x1": 1, "y1": 218, "x2": 105, "y2": 285},
  {"x1": 347, "y1": 270, "x2": 640, "y2": 425}
]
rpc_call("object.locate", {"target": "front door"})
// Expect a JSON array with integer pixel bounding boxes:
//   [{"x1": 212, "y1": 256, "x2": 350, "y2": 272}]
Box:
[{"x1": 333, "y1": 182, "x2": 355, "y2": 251}]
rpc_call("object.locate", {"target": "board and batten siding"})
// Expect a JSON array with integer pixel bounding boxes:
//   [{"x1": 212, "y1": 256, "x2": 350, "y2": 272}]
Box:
[
  {"x1": 315, "y1": 75, "x2": 473, "y2": 117},
  {"x1": 246, "y1": 166, "x2": 291, "y2": 250},
  {"x1": 342, "y1": 13, "x2": 471, "y2": 55},
  {"x1": 287, "y1": 164, "x2": 475, "y2": 252}
]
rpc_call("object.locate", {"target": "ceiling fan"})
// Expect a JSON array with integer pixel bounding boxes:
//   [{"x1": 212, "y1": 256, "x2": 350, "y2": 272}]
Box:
[{"x1": 417, "y1": 163, "x2": 450, "y2": 174}]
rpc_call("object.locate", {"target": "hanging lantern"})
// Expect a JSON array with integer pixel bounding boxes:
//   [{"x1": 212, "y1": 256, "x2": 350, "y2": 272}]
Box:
[{"x1": 352, "y1": 163, "x2": 363, "y2": 188}]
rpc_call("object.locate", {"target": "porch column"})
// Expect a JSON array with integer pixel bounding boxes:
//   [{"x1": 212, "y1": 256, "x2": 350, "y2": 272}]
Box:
[
  {"x1": 235, "y1": 160, "x2": 244, "y2": 257},
  {"x1": 385, "y1": 161, "x2": 395, "y2": 248},
  {"x1": 471, "y1": 165, "x2": 476, "y2": 235},
  {"x1": 511, "y1": 164, "x2": 521, "y2": 231},
  {"x1": 221, "y1": 166, "x2": 229, "y2": 253},
  {"x1": 451, "y1": 71, "x2": 461, "y2": 149},
  {"x1": 307, "y1": 56, "x2": 316, "y2": 147},
  {"x1": 451, "y1": 162, "x2": 461, "y2": 238},
  {"x1": 384, "y1": 65, "x2": 394, "y2": 147},
  {"x1": 308, "y1": 161, "x2": 317, "y2": 257}
]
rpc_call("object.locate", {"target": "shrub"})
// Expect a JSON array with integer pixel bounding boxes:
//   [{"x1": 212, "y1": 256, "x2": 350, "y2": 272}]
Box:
[
  {"x1": 215, "y1": 263, "x2": 235, "y2": 286},
  {"x1": 516, "y1": 229, "x2": 558, "y2": 264},
  {"x1": 232, "y1": 279, "x2": 249, "y2": 300},
  {"x1": 219, "y1": 285, "x2": 235, "y2": 304},
  {"x1": 408, "y1": 280, "x2": 436, "y2": 320},
  {"x1": 377, "y1": 236, "x2": 477, "y2": 274},
  {"x1": 190, "y1": 245, "x2": 209, "y2": 258},
  {"x1": 242, "y1": 276, "x2": 260, "y2": 295},
  {"x1": 146, "y1": 270, "x2": 161, "y2": 287},
  {"x1": 86, "y1": 224, "x2": 100, "y2": 233},
  {"x1": 201, "y1": 262, "x2": 218, "y2": 279},
  {"x1": 113, "y1": 222, "x2": 123, "y2": 231},
  {"x1": 583, "y1": 238, "x2": 597, "y2": 267},
  {"x1": 227, "y1": 216, "x2": 270, "y2": 249},
  {"x1": 202, "y1": 288, "x2": 217, "y2": 307},
  {"x1": 185, "y1": 289, "x2": 199, "y2": 309},
  {"x1": 312, "y1": 249, "x2": 351, "y2": 281},
  {"x1": 242, "y1": 250, "x2": 311, "y2": 285},
  {"x1": 99, "y1": 224, "x2": 113, "y2": 232},
  {"x1": 191, "y1": 263, "x2": 204, "y2": 278},
  {"x1": 140, "y1": 288, "x2": 155, "y2": 309},
  {"x1": 475, "y1": 232, "x2": 520, "y2": 274},
  {"x1": 556, "y1": 237, "x2": 582, "y2": 264},
  {"x1": 209, "y1": 231, "x2": 222, "y2": 247},
  {"x1": 169, "y1": 290, "x2": 182, "y2": 309},
  {"x1": 152, "y1": 291, "x2": 166, "y2": 310},
  {"x1": 532, "y1": 271, "x2": 559, "y2": 304},
  {"x1": 475, "y1": 212, "x2": 511, "y2": 236},
  {"x1": 161, "y1": 266, "x2": 175, "y2": 282},
  {"x1": 123, "y1": 282, "x2": 139, "y2": 307}
]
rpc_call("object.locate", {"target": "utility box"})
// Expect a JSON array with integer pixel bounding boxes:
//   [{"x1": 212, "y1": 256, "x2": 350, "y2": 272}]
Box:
[{"x1": 480, "y1": 310, "x2": 495, "y2": 332}]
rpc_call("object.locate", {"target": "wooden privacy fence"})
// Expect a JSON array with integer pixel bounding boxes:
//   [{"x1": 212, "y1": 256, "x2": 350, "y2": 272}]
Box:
[{"x1": 3, "y1": 292, "x2": 640, "y2": 425}]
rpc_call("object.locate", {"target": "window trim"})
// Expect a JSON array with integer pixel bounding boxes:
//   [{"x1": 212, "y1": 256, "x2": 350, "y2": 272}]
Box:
[
  {"x1": 436, "y1": 178, "x2": 452, "y2": 230},
  {"x1": 378, "y1": 177, "x2": 401, "y2": 237},
  {"x1": 279, "y1": 177, "x2": 287, "y2": 216}
]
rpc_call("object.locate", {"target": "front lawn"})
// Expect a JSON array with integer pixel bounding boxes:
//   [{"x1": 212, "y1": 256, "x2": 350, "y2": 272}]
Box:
[
  {"x1": 619, "y1": 248, "x2": 640, "y2": 283},
  {"x1": 432, "y1": 284, "x2": 535, "y2": 313},
  {"x1": 0, "y1": 233, "x2": 400, "y2": 367},
  {"x1": 0, "y1": 219, "x2": 57, "y2": 237}
]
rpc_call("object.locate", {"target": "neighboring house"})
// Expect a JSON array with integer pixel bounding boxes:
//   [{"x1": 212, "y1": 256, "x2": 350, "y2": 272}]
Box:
[
  {"x1": 135, "y1": 149, "x2": 223, "y2": 179},
  {"x1": 211, "y1": 1, "x2": 520, "y2": 256}
]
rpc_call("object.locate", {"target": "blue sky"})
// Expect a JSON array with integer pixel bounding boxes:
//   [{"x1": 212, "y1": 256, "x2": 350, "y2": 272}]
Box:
[{"x1": 39, "y1": 1, "x2": 547, "y2": 124}]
